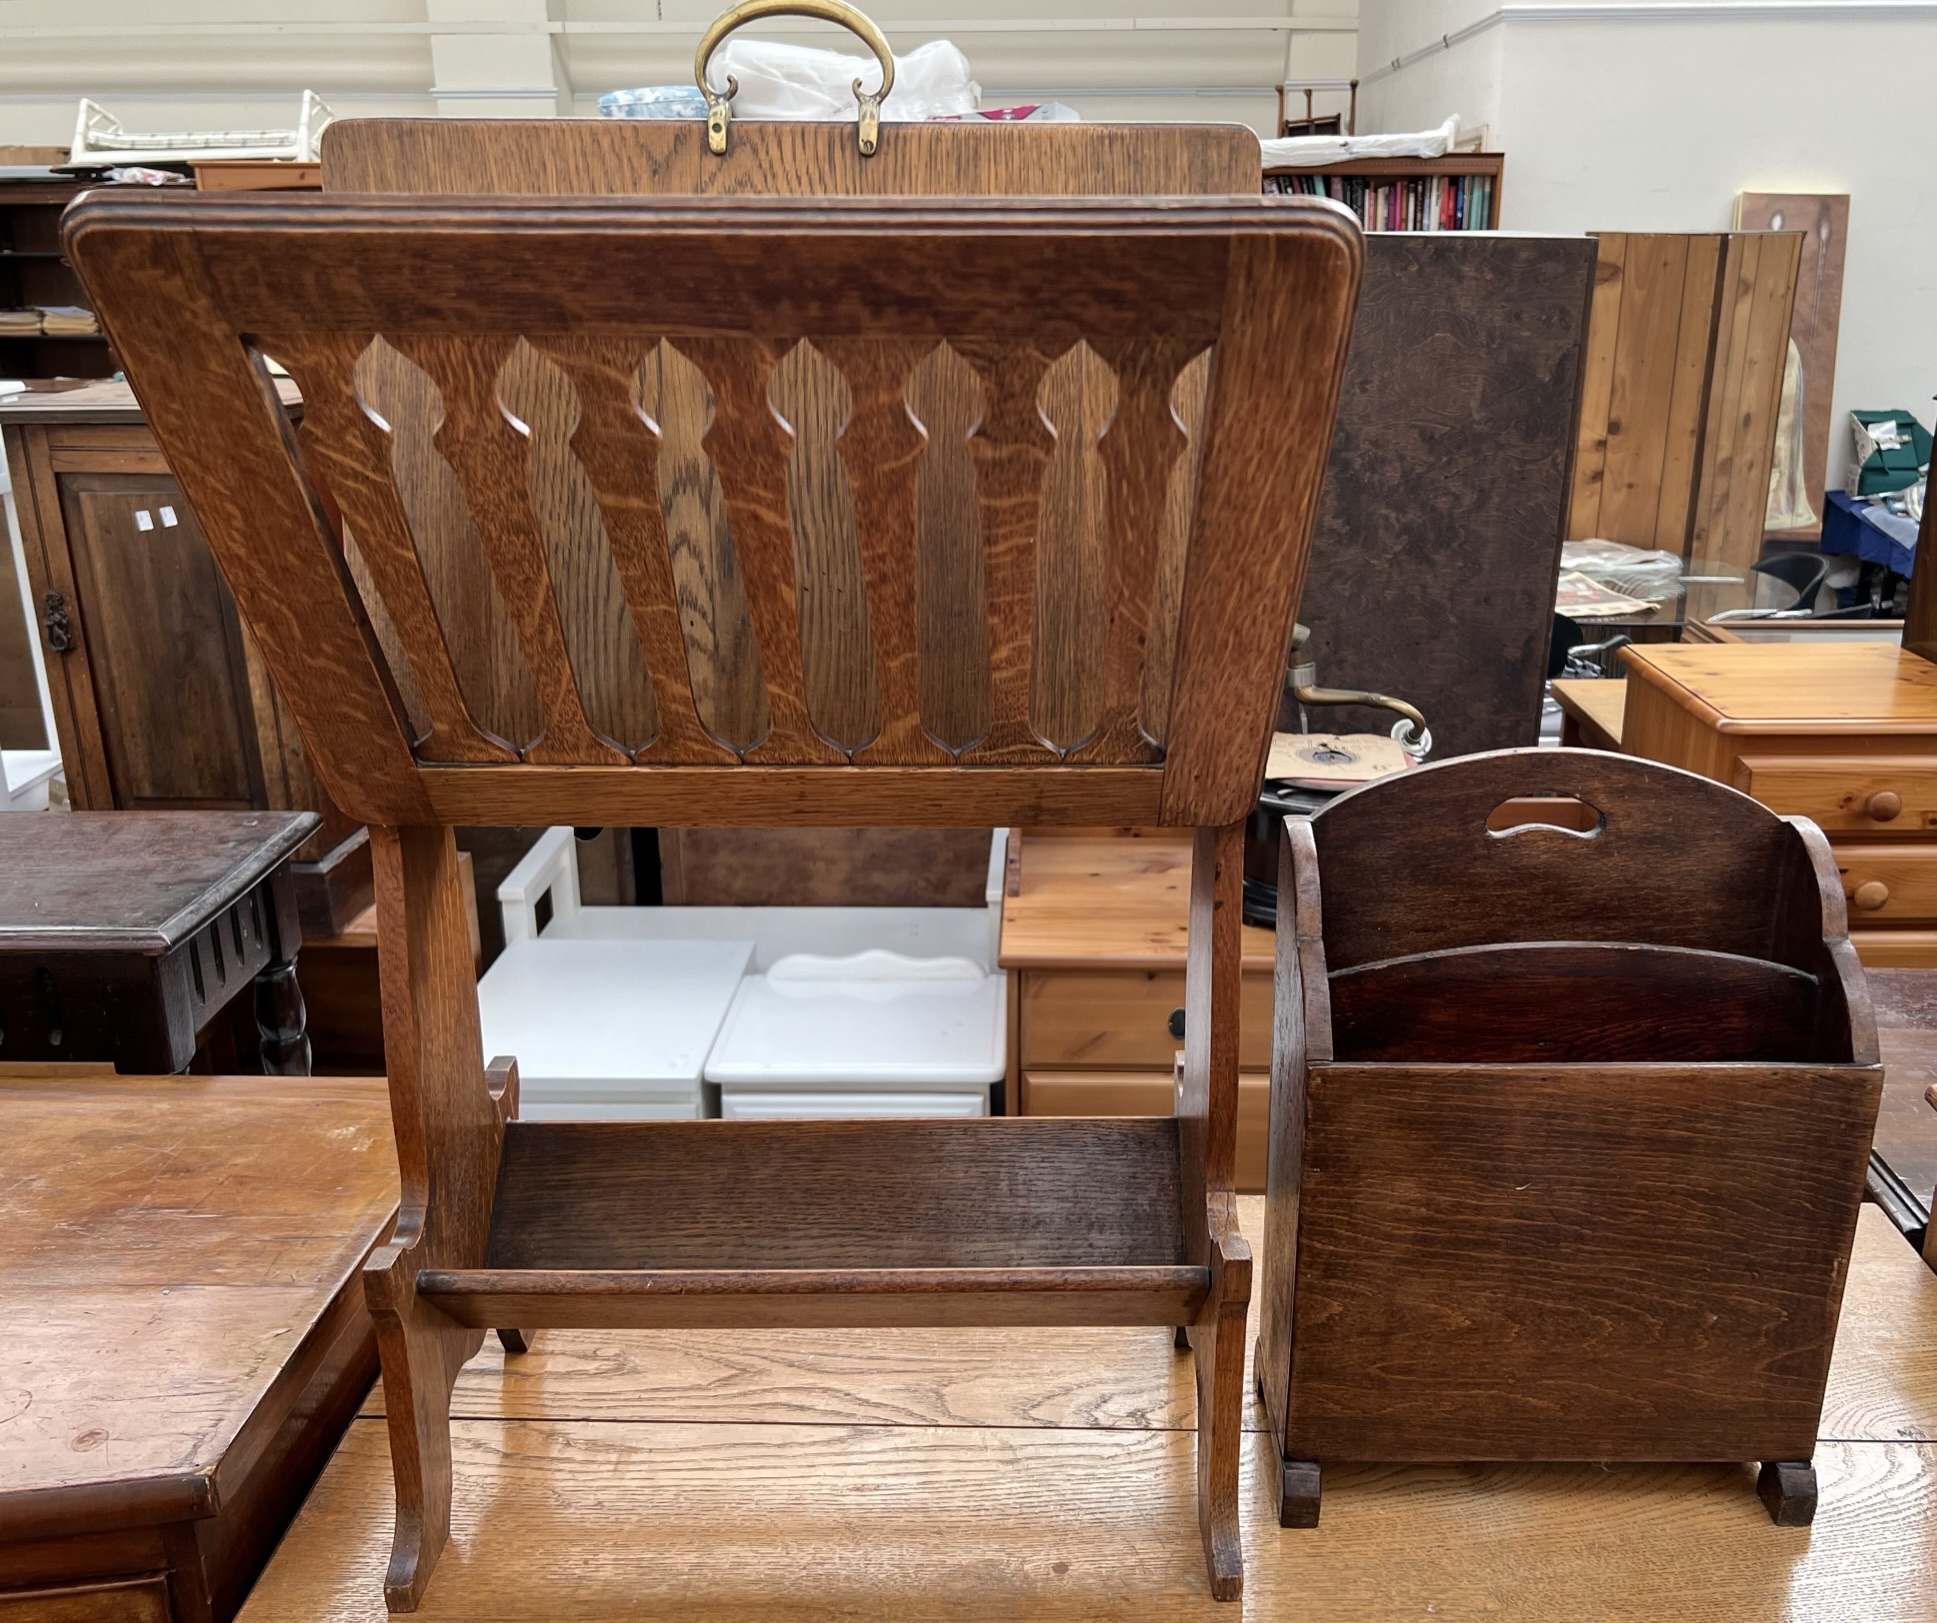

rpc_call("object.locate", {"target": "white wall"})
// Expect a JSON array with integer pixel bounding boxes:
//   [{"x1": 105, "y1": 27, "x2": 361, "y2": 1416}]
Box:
[
  {"x1": 0, "y1": 2, "x2": 1362, "y2": 141},
  {"x1": 1359, "y1": 2, "x2": 1937, "y2": 487}
]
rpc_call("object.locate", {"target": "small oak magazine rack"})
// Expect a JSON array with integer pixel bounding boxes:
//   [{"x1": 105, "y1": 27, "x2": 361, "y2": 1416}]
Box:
[{"x1": 1257, "y1": 748, "x2": 1883, "y2": 1532}]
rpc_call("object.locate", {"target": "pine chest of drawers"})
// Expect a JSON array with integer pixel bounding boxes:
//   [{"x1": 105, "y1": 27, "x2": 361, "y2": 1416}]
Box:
[{"x1": 1621, "y1": 642, "x2": 1936, "y2": 968}]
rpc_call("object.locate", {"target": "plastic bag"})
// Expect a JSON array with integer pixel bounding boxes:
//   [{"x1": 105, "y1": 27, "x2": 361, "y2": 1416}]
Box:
[
  {"x1": 710, "y1": 37, "x2": 979, "y2": 122},
  {"x1": 1559, "y1": 539, "x2": 1685, "y2": 602},
  {"x1": 1259, "y1": 115, "x2": 1460, "y2": 170}
]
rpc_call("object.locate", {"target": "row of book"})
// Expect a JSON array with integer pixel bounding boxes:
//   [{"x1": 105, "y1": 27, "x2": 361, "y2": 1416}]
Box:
[
  {"x1": 0, "y1": 305, "x2": 99, "y2": 337},
  {"x1": 1265, "y1": 171, "x2": 1496, "y2": 233}
]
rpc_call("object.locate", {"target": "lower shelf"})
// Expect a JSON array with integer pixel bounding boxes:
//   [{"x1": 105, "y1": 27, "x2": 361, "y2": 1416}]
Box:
[
  {"x1": 430, "y1": 1115, "x2": 1206, "y2": 1330},
  {"x1": 419, "y1": 1264, "x2": 1207, "y2": 1329}
]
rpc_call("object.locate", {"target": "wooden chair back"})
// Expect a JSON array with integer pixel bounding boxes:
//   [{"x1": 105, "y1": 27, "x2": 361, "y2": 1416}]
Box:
[{"x1": 66, "y1": 190, "x2": 1360, "y2": 836}]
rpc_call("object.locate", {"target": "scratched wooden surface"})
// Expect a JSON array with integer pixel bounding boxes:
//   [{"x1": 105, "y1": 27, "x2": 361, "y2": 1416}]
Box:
[
  {"x1": 0, "y1": 1072, "x2": 397, "y2": 1500},
  {"x1": 237, "y1": 1199, "x2": 1933, "y2": 1621}
]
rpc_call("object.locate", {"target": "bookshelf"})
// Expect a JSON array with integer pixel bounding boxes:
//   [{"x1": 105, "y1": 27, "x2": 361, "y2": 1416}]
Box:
[
  {"x1": 0, "y1": 179, "x2": 113, "y2": 379},
  {"x1": 1264, "y1": 153, "x2": 1506, "y2": 232}
]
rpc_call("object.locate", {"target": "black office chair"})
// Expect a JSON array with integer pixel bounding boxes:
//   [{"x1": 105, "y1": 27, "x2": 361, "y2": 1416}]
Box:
[
  {"x1": 1749, "y1": 551, "x2": 1830, "y2": 615},
  {"x1": 1549, "y1": 613, "x2": 1632, "y2": 680}
]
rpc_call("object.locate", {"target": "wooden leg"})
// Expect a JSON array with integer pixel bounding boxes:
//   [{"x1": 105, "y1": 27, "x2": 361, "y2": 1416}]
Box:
[
  {"x1": 1277, "y1": 1459, "x2": 1322, "y2": 1528},
  {"x1": 1757, "y1": 1459, "x2": 1818, "y2": 1526},
  {"x1": 1191, "y1": 1199, "x2": 1252, "y2": 1601},
  {"x1": 497, "y1": 1328, "x2": 534, "y2": 1355},
  {"x1": 365, "y1": 1243, "x2": 485, "y2": 1613},
  {"x1": 254, "y1": 958, "x2": 312, "y2": 1075},
  {"x1": 1174, "y1": 1325, "x2": 1191, "y2": 1351},
  {"x1": 363, "y1": 829, "x2": 513, "y2": 1613}
]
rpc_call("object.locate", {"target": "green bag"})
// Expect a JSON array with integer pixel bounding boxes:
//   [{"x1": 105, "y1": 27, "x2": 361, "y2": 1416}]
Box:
[{"x1": 1846, "y1": 409, "x2": 1932, "y2": 498}]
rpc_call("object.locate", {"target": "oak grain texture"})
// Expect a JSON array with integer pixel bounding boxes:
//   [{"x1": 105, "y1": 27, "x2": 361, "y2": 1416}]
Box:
[
  {"x1": 1259, "y1": 747, "x2": 1883, "y2": 1516},
  {"x1": 66, "y1": 192, "x2": 1361, "y2": 830},
  {"x1": 1279, "y1": 1057, "x2": 1880, "y2": 1462},
  {"x1": 319, "y1": 119, "x2": 1263, "y2": 200},
  {"x1": 480, "y1": 1117, "x2": 1183, "y2": 1267}
]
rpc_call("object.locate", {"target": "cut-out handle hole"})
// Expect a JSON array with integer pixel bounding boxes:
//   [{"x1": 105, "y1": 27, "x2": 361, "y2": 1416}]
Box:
[{"x1": 1485, "y1": 795, "x2": 1607, "y2": 838}]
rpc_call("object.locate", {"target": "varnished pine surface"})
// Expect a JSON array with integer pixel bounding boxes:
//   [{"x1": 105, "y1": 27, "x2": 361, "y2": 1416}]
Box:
[
  {"x1": 1622, "y1": 643, "x2": 1937, "y2": 734},
  {"x1": 998, "y1": 829, "x2": 1275, "y2": 971},
  {"x1": 245, "y1": 1204, "x2": 1933, "y2": 1620},
  {"x1": 0, "y1": 1073, "x2": 396, "y2": 1506},
  {"x1": 1550, "y1": 677, "x2": 1627, "y2": 749}
]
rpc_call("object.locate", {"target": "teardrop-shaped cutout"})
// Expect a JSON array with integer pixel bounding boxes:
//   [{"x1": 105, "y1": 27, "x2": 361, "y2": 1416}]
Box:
[
  {"x1": 640, "y1": 340, "x2": 770, "y2": 753},
  {"x1": 353, "y1": 336, "x2": 542, "y2": 751},
  {"x1": 769, "y1": 340, "x2": 880, "y2": 753},
  {"x1": 906, "y1": 341, "x2": 991, "y2": 753},
  {"x1": 1140, "y1": 348, "x2": 1213, "y2": 747},
  {"x1": 498, "y1": 340, "x2": 657, "y2": 753},
  {"x1": 1032, "y1": 341, "x2": 1117, "y2": 752}
]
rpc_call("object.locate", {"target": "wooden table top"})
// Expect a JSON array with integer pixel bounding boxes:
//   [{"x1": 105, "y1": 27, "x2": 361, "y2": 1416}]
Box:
[
  {"x1": 0, "y1": 810, "x2": 317, "y2": 951},
  {"x1": 998, "y1": 830, "x2": 1276, "y2": 972},
  {"x1": 1550, "y1": 677, "x2": 1628, "y2": 747},
  {"x1": 1621, "y1": 642, "x2": 1937, "y2": 735},
  {"x1": 239, "y1": 1200, "x2": 1933, "y2": 1622},
  {"x1": 0, "y1": 1072, "x2": 396, "y2": 1519}
]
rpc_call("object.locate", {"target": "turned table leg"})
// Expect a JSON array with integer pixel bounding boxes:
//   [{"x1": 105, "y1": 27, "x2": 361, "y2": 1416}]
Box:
[{"x1": 255, "y1": 956, "x2": 311, "y2": 1075}]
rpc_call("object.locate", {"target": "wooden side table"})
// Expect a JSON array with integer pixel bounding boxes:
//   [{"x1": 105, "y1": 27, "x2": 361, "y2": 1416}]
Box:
[
  {"x1": 1620, "y1": 642, "x2": 1936, "y2": 969},
  {"x1": 0, "y1": 379, "x2": 373, "y2": 939},
  {"x1": 0, "y1": 810, "x2": 317, "y2": 1074},
  {"x1": 0, "y1": 1070, "x2": 397, "y2": 1623},
  {"x1": 998, "y1": 829, "x2": 1276, "y2": 1191}
]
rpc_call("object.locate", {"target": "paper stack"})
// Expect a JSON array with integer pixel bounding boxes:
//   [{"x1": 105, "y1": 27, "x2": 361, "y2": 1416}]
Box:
[{"x1": 0, "y1": 308, "x2": 42, "y2": 335}]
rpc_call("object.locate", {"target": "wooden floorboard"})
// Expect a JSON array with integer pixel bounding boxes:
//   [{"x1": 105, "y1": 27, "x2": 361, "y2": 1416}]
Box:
[
  {"x1": 1870, "y1": 968, "x2": 1937, "y2": 1210},
  {"x1": 367, "y1": 1203, "x2": 1925, "y2": 1444},
  {"x1": 242, "y1": 1426, "x2": 1935, "y2": 1621},
  {"x1": 268, "y1": 1201, "x2": 1937, "y2": 1620}
]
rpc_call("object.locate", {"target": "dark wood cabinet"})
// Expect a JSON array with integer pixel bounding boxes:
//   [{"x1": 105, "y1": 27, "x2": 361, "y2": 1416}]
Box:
[{"x1": 2, "y1": 382, "x2": 371, "y2": 935}]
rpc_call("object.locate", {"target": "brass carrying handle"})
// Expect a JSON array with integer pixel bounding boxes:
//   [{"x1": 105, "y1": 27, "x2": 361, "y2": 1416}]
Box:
[{"x1": 695, "y1": 0, "x2": 896, "y2": 158}]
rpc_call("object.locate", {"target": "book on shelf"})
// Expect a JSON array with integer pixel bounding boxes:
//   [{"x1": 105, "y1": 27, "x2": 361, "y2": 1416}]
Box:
[{"x1": 1266, "y1": 170, "x2": 1494, "y2": 232}]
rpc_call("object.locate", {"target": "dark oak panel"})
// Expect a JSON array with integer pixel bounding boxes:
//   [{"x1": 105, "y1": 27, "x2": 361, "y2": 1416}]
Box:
[
  {"x1": 1293, "y1": 234, "x2": 1596, "y2": 757},
  {"x1": 486, "y1": 1117, "x2": 1187, "y2": 1271}
]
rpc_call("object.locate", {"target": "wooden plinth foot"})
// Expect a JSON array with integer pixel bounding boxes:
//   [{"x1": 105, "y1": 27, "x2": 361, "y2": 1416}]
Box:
[
  {"x1": 1757, "y1": 1459, "x2": 1817, "y2": 1526},
  {"x1": 1193, "y1": 1206, "x2": 1251, "y2": 1601},
  {"x1": 1277, "y1": 1460, "x2": 1322, "y2": 1528},
  {"x1": 366, "y1": 1244, "x2": 486, "y2": 1614},
  {"x1": 497, "y1": 1327, "x2": 534, "y2": 1355}
]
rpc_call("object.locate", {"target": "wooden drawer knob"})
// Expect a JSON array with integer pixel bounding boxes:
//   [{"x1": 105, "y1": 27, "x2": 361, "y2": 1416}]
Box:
[
  {"x1": 1864, "y1": 790, "x2": 1903, "y2": 822},
  {"x1": 1853, "y1": 880, "x2": 1891, "y2": 911}
]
